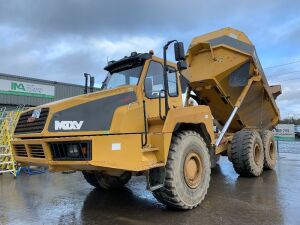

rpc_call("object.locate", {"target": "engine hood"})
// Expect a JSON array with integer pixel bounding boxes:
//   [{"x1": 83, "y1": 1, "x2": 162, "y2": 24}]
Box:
[{"x1": 14, "y1": 86, "x2": 138, "y2": 138}]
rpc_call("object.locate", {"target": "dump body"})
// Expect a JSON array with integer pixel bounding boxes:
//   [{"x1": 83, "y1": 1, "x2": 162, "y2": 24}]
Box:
[{"x1": 185, "y1": 27, "x2": 280, "y2": 132}]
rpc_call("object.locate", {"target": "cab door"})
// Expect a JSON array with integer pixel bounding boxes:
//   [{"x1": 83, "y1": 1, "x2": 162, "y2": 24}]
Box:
[{"x1": 142, "y1": 60, "x2": 182, "y2": 121}]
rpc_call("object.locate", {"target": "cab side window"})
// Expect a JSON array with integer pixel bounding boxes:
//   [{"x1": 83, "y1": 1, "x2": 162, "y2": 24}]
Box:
[
  {"x1": 144, "y1": 61, "x2": 164, "y2": 98},
  {"x1": 167, "y1": 67, "x2": 178, "y2": 97},
  {"x1": 144, "y1": 61, "x2": 178, "y2": 98}
]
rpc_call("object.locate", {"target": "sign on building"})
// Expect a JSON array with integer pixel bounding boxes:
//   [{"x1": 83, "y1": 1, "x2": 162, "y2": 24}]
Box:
[
  {"x1": 273, "y1": 124, "x2": 295, "y2": 140},
  {"x1": 0, "y1": 79, "x2": 55, "y2": 98}
]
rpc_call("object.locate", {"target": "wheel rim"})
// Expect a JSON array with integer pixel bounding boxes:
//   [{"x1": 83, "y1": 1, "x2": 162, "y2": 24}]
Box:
[
  {"x1": 184, "y1": 151, "x2": 203, "y2": 189},
  {"x1": 269, "y1": 142, "x2": 275, "y2": 160},
  {"x1": 253, "y1": 144, "x2": 261, "y2": 165}
]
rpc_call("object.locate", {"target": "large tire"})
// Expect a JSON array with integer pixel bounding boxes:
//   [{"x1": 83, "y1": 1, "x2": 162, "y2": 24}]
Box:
[
  {"x1": 231, "y1": 130, "x2": 264, "y2": 177},
  {"x1": 261, "y1": 130, "x2": 277, "y2": 170},
  {"x1": 82, "y1": 171, "x2": 100, "y2": 188},
  {"x1": 96, "y1": 172, "x2": 131, "y2": 190},
  {"x1": 82, "y1": 171, "x2": 131, "y2": 190},
  {"x1": 152, "y1": 130, "x2": 211, "y2": 210}
]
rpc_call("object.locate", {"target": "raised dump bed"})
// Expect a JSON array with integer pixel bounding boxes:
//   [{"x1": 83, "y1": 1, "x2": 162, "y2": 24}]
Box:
[{"x1": 185, "y1": 27, "x2": 281, "y2": 133}]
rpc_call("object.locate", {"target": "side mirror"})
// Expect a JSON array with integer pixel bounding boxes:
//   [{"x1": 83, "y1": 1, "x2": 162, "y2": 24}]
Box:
[
  {"x1": 174, "y1": 42, "x2": 185, "y2": 61},
  {"x1": 177, "y1": 60, "x2": 187, "y2": 71}
]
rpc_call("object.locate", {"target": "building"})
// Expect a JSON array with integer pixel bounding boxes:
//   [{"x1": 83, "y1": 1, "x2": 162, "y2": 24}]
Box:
[{"x1": 0, "y1": 73, "x2": 94, "y2": 110}]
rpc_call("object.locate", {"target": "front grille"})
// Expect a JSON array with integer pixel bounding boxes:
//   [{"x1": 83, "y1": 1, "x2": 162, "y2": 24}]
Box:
[
  {"x1": 14, "y1": 108, "x2": 49, "y2": 134},
  {"x1": 50, "y1": 141, "x2": 91, "y2": 161},
  {"x1": 14, "y1": 144, "x2": 28, "y2": 157},
  {"x1": 29, "y1": 144, "x2": 45, "y2": 158}
]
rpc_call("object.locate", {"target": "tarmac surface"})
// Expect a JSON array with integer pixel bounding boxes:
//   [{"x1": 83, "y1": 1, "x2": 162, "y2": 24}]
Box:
[{"x1": 1, "y1": 153, "x2": 300, "y2": 225}]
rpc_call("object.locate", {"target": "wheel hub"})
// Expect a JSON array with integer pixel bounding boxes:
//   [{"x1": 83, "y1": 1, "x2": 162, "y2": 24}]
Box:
[
  {"x1": 184, "y1": 151, "x2": 203, "y2": 189},
  {"x1": 269, "y1": 142, "x2": 275, "y2": 160},
  {"x1": 253, "y1": 144, "x2": 261, "y2": 165}
]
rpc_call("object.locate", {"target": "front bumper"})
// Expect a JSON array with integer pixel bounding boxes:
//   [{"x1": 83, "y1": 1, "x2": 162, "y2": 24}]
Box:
[{"x1": 12, "y1": 134, "x2": 161, "y2": 172}]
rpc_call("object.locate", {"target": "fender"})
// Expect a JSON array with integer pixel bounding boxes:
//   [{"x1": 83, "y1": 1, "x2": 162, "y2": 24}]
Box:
[{"x1": 163, "y1": 105, "x2": 215, "y2": 140}]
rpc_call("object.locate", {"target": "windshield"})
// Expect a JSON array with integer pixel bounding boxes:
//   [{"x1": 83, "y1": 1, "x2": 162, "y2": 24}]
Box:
[{"x1": 102, "y1": 64, "x2": 144, "y2": 90}]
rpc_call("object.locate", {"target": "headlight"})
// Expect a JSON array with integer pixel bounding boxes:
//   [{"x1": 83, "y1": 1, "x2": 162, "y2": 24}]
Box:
[
  {"x1": 67, "y1": 144, "x2": 80, "y2": 158},
  {"x1": 50, "y1": 141, "x2": 91, "y2": 161}
]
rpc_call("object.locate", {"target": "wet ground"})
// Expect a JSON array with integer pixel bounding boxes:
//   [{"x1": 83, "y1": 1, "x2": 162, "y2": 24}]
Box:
[{"x1": 1, "y1": 153, "x2": 300, "y2": 225}]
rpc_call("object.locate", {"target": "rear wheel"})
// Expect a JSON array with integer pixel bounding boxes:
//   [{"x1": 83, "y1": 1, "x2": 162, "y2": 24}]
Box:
[
  {"x1": 82, "y1": 171, "x2": 131, "y2": 190},
  {"x1": 231, "y1": 130, "x2": 264, "y2": 177},
  {"x1": 261, "y1": 130, "x2": 277, "y2": 170},
  {"x1": 152, "y1": 130, "x2": 211, "y2": 210}
]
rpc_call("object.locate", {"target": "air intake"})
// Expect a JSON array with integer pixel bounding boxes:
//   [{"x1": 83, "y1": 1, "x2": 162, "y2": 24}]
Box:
[{"x1": 14, "y1": 108, "x2": 49, "y2": 134}]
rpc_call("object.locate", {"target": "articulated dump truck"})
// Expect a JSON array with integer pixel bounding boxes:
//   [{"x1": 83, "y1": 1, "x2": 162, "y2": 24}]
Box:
[{"x1": 12, "y1": 28, "x2": 281, "y2": 209}]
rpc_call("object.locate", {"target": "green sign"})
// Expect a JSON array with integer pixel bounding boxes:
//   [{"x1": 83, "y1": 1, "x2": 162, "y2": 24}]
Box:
[
  {"x1": 11, "y1": 82, "x2": 26, "y2": 91},
  {"x1": 0, "y1": 79, "x2": 55, "y2": 98}
]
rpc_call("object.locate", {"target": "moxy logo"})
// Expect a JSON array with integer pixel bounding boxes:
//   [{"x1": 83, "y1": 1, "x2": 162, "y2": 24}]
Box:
[{"x1": 54, "y1": 121, "x2": 84, "y2": 131}]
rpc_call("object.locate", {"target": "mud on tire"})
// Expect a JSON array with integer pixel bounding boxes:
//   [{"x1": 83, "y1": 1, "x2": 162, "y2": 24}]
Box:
[
  {"x1": 261, "y1": 130, "x2": 277, "y2": 170},
  {"x1": 152, "y1": 130, "x2": 211, "y2": 210},
  {"x1": 231, "y1": 130, "x2": 264, "y2": 177}
]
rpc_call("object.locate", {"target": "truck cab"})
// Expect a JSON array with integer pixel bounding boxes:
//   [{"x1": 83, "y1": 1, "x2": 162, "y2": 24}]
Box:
[{"x1": 102, "y1": 52, "x2": 183, "y2": 121}]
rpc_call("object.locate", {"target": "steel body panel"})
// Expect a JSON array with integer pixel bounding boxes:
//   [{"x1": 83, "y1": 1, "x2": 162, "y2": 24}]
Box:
[
  {"x1": 14, "y1": 86, "x2": 143, "y2": 138},
  {"x1": 185, "y1": 27, "x2": 280, "y2": 132},
  {"x1": 48, "y1": 91, "x2": 137, "y2": 132},
  {"x1": 12, "y1": 134, "x2": 162, "y2": 171}
]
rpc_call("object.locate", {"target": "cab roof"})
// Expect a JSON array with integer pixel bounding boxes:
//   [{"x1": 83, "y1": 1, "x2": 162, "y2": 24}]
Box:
[{"x1": 104, "y1": 52, "x2": 152, "y2": 72}]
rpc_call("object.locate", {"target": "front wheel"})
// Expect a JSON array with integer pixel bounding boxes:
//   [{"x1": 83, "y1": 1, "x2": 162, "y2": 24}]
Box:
[
  {"x1": 152, "y1": 130, "x2": 211, "y2": 210},
  {"x1": 82, "y1": 171, "x2": 131, "y2": 190},
  {"x1": 82, "y1": 171, "x2": 100, "y2": 188}
]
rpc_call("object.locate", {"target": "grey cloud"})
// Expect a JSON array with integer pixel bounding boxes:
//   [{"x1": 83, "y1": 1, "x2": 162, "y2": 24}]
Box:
[
  {"x1": 0, "y1": 0, "x2": 290, "y2": 38},
  {"x1": 1, "y1": 0, "x2": 300, "y2": 118}
]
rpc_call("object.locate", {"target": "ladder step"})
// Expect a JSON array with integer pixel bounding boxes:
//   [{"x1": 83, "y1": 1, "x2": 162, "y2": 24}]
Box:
[
  {"x1": 0, "y1": 170, "x2": 14, "y2": 173},
  {"x1": 141, "y1": 147, "x2": 159, "y2": 153},
  {"x1": 0, "y1": 154, "x2": 11, "y2": 156},
  {"x1": 0, "y1": 161, "x2": 13, "y2": 165}
]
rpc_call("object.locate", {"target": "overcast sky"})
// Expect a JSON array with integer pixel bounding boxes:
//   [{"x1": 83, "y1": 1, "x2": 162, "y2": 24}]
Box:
[{"x1": 0, "y1": 0, "x2": 300, "y2": 118}]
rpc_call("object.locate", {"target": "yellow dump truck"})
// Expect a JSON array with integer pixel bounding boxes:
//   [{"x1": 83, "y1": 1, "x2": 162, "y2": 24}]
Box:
[{"x1": 12, "y1": 28, "x2": 281, "y2": 209}]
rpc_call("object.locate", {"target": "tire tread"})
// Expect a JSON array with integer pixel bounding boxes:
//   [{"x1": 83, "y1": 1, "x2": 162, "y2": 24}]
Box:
[{"x1": 153, "y1": 130, "x2": 211, "y2": 209}]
